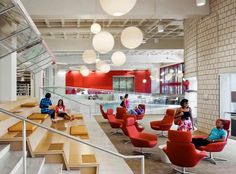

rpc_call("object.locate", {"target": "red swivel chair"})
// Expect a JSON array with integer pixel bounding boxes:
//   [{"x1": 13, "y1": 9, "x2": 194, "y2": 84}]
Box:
[
  {"x1": 150, "y1": 109, "x2": 175, "y2": 137},
  {"x1": 125, "y1": 117, "x2": 157, "y2": 154},
  {"x1": 163, "y1": 130, "x2": 206, "y2": 174},
  {"x1": 107, "y1": 113, "x2": 123, "y2": 135},
  {"x1": 100, "y1": 105, "x2": 113, "y2": 120},
  {"x1": 120, "y1": 114, "x2": 144, "y2": 144},
  {"x1": 193, "y1": 119, "x2": 230, "y2": 164},
  {"x1": 116, "y1": 107, "x2": 127, "y2": 119}
]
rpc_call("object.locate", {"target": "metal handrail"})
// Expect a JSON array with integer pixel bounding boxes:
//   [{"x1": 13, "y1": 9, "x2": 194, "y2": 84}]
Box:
[{"x1": 0, "y1": 108, "x2": 145, "y2": 174}]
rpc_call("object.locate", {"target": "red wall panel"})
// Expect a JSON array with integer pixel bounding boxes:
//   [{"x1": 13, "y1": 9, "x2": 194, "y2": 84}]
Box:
[{"x1": 66, "y1": 70, "x2": 151, "y2": 93}]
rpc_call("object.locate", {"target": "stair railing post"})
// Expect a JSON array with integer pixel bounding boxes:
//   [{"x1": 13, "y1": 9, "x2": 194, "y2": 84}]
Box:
[
  {"x1": 22, "y1": 120, "x2": 27, "y2": 174},
  {"x1": 141, "y1": 156, "x2": 145, "y2": 174}
]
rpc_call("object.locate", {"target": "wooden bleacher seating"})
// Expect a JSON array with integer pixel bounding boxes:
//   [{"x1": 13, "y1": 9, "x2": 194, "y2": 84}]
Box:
[
  {"x1": 28, "y1": 113, "x2": 49, "y2": 121},
  {"x1": 0, "y1": 97, "x2": 99, "y2": 174},
  {"x1": 8, "y1": 120, "x2": 42, "y2": 132},
  {"x1": 20, "y1": 102, "x2": 38, "y2": 107}
]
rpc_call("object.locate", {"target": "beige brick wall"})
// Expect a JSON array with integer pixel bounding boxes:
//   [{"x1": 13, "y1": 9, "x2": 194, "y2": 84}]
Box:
[{"x1": 184, "y1": 0, "x2": 236, "y2": 133}]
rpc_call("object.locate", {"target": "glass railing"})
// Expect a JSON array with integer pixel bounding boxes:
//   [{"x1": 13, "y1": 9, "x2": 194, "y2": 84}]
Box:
[
  {"x1": 43, "y1": 86, "x2": 183, "y2": 115},
  {"x1": 0, "y1": 0, "x2": 55, "y2": 73},
  {"x1": 41, "y1": 87, "x2": 93, "y2": 116}
]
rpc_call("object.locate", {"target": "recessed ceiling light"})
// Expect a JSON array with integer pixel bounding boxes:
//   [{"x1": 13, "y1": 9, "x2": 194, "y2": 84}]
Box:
[
  {"x1": 196, "y1": 0, "x2": 206, "y2": 6},
  {"x1": 157, "y1": 25, "x2": 164, "y2": 32}
]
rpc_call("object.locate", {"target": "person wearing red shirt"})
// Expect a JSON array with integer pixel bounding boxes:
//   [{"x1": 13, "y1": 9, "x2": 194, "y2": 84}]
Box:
[{"x1": 55, "y1": 99, "x2": 74, "y2": 120}]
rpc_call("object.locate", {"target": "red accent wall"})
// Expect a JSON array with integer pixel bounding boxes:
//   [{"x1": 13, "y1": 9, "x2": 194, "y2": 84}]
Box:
[{"x1": 66, "y1": 70, "x2": 151, "y2": 93}]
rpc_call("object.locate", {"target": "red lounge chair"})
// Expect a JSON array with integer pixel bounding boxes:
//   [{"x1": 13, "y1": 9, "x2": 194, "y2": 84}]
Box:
[
  {"x1": 125, "y1": 117, "x2": 157, "y2": 155},
  {"x1": 163, "y1": 130, "x2": 206, "y2": 174},
  {"x1": 193, "y1": 119, "x2": 230, "y2": 164},
  {"x1": 150, "y1": 109, "x2": 175, "y2": 137}
]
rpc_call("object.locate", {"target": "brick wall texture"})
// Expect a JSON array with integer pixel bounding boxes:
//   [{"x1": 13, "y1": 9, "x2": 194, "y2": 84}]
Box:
[{"x1": 184, "y1": 0, "x2": 236, "y2": 133}]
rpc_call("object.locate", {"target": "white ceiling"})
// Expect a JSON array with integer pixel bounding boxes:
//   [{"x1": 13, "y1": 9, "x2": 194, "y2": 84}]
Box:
[
  {"x1": 19, "y1": 0, "x2": 208, "y2": 69},
  {"x1": 54, "y1": 49, "x2": 184, "y2": 70}
]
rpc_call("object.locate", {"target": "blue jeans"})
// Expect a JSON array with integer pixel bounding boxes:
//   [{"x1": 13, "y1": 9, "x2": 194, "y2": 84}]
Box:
[{"x1": 42, "y1": 109, "x2": 55, "y2": 119}]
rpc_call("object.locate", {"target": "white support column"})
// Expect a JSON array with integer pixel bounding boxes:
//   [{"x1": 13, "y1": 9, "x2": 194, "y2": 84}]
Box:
[
  {"x1": 151, "y1": 64, "x2": 160, "y2": 94},
  {"x1": 34, "y1": 70, "x2": 44, "y2": 101},
  {"x1": 0, "y1": 53, "x2": 17, "y2": 102}
]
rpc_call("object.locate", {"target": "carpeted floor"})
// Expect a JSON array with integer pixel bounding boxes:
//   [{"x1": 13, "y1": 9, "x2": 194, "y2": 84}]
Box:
[{"x1": 95, "y1": 114, "x2": 236, "y2": 174}]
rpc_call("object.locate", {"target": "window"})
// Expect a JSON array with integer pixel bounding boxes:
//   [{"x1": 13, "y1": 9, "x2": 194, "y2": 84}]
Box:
[{"x1": 113, "y1": 76, "x2": 134, "y2": 92}]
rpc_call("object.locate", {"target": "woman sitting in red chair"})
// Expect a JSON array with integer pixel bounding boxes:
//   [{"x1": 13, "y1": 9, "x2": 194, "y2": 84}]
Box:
[{"x1": 192, "y1": 119, "x2": 227, "y2": 148}]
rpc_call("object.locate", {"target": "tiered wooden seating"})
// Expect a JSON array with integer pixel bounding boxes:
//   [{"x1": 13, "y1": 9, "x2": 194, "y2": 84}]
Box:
[
  {"x1": 0, "y1": 98, "x2": 99, "y2": 174},
  {"x1": 28, "y1": 113, "x2": 48, "y2": 121},
  {"x1": 34, "y1": 116, "x2": 99, "y2": 173},
  {"x1": 8, "y1": 120, "x2": 42, "y2": 132},
  {"x1": 0, "y1": 113, "x2": 51, "y2": 156},
  {"x1": 0, "y1": 97, "x2": 39, "y2": 136}
]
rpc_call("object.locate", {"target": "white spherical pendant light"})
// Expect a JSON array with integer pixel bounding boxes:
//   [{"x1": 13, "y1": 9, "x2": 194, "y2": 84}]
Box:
[
  {"x1": 82, "y1": 50, "x2": 96, "y2": 64},
  {"x1": 100, "y1": 63, "x2": 110, "y2": 73},
  {"x1": 111, "y1": 51, "x2": 126, "y2": 66},
  {"x1": 80, "y1": 66, "x2": 90, "y2": 77},
  {"x1": 96, "y1": 60, "x2": 105, "y2": 70},
  {"x1": 121, "y1": 27, "x2": 143, "y2": 49},
  {"x1": 90, "y1": 23, "x2": 101, "y2": 34},
  {"x1": 99, "y1": 0, "x2": 136, "y2": 16},
  {"x1": 92, "y1": 31, "x2": 114, "y2": 54},
  {"x1": 142, "y1": 79, "x2": 147, "y2": 83}
]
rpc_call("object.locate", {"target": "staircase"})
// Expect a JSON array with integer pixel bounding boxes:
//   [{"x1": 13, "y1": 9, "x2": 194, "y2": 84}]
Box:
[{"x1": 0, "y1": 144, "x2": 79, "y2": 174}]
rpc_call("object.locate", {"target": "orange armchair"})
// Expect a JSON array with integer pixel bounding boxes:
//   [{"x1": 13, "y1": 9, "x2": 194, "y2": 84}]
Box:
[
  {"x1": 125, "y1": 117, "x2": 157, "y2": 154},
  {"x1": 193, "y1": 119, "x2": 230, "y2": 164},
  {"x1": 163, "y1": 130, "x2": 206, "y2": 174},
  {"x1": 150, "y1": 109, "x2": 175, "y2": 137}
]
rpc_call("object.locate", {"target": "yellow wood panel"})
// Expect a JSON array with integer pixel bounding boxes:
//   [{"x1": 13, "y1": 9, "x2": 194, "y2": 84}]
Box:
[{"x1": 70, "y1": 125, "x2": 88, "y2": 135}]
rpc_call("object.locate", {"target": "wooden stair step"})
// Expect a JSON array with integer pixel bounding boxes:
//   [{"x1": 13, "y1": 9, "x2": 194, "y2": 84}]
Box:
[
  {"x1": 70, "y1": 125, "x2": 88, "y2": 136},
  {"x1": 8, "y1": 120, "x2": 42, "y2": 132}
]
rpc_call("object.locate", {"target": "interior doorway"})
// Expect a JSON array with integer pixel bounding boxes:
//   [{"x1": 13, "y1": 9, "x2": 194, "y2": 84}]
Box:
[{"x1": 112, "y1": 76, "x2": 134, "y2": 92}]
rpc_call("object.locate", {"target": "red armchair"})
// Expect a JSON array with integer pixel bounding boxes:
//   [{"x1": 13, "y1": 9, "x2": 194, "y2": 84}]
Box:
[
  {"x1": 163, "y1": 130, "x2": 206, "y2": 174},
  {"x1": 194, "y1": 119, "x2": 230, "y2": 164},
  {"x1": 107, "y1": 113, "x2": 123, "y2": 135},
  {"x1": 125, "y1": 117, "x2": 157, "y2": 154},
  {"x1": 120, "y1": 114, "x2": 144, "y2": 144},
  {"x1": 116, "y1": 107, "x2": 126, "y2": 119},
  {"x1": 116, "y1": 104, "x2": 146, "y2": 120},
  {"x1": 150, "y1": 109, "x2": 175, "y2": 137},
  {"x1": 100, "y1": 104, "x2": 107, "y2": 119}
]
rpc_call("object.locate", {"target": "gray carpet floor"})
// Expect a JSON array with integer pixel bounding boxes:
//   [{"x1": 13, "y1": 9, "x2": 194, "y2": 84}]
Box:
[{"x1": 95, "y1": 114, "x2": 236, "y2": 174}]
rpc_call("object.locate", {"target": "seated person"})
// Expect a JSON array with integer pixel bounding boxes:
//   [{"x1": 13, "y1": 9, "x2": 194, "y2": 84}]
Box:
[
  {"x1": 129, "y1": 105, "x2": 145, "y2": 115},
  {"x1": 192, "y1": 119, "x2": 227, "y2": 149},
  {"x1": 55, "y1": 99, "x2": 74, "y2": 121},
  {"x1": 40, "y1": 93, "x2": 55, "y2": 122}
]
